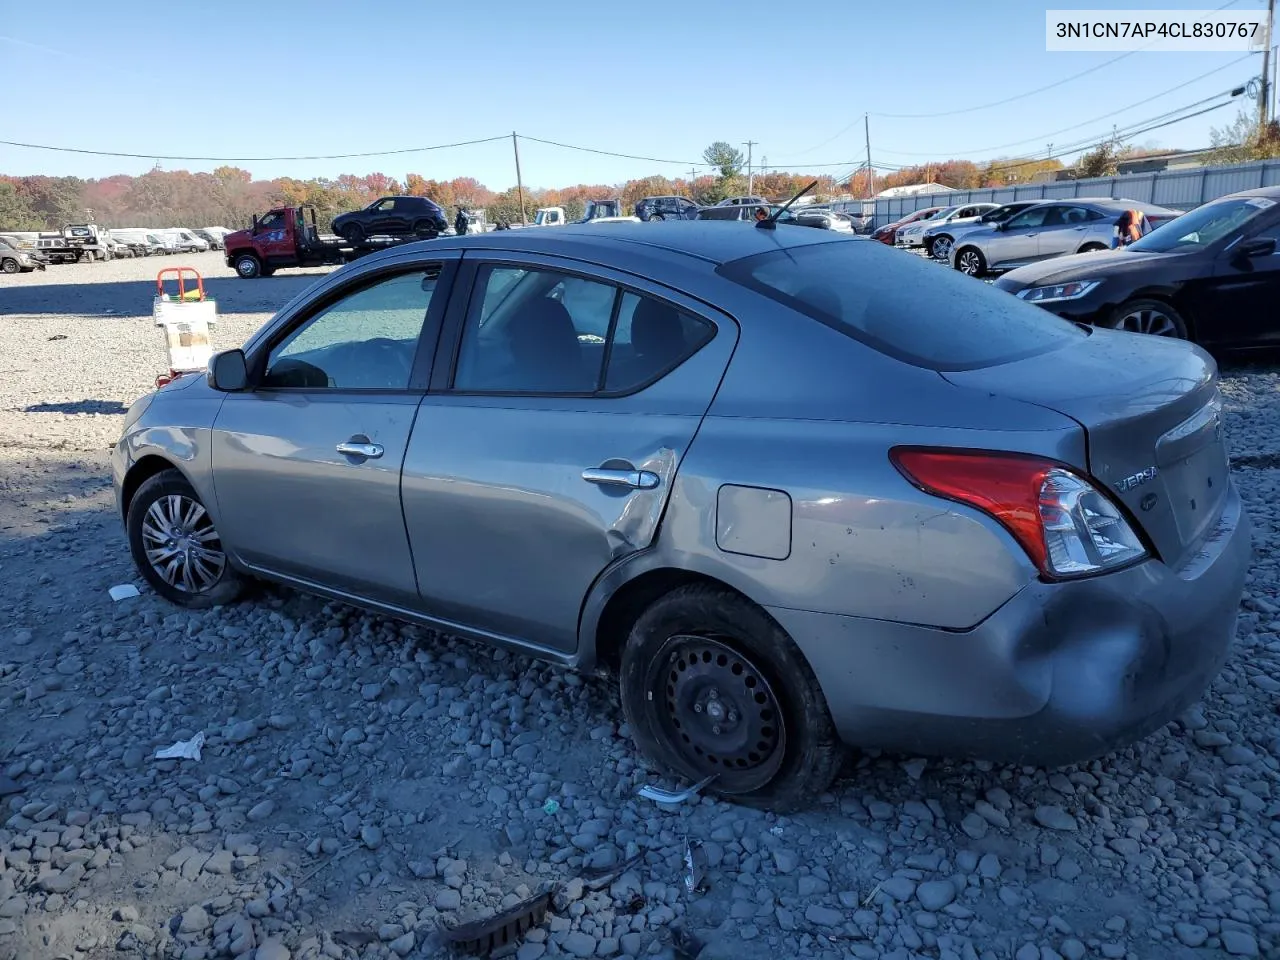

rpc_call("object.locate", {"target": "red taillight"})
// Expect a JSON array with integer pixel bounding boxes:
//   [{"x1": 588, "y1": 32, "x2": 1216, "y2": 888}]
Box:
[
  {"x1": 890, "y1": 447, "x2": 1149, "y2": 579},
  {"x1": 891, "y1": 448, "x2": 1053, "y2": 570}
]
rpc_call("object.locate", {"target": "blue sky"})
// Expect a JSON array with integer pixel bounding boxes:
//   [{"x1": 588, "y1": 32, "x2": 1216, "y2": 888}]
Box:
[{"x1": 0, "y1": 0, "x2": 1272, "y2": 189}]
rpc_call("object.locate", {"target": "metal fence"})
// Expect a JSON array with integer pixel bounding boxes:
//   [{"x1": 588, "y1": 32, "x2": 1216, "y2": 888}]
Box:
[{"x1": 838, "y1": 159, "x2": 1280, "y2": 226}]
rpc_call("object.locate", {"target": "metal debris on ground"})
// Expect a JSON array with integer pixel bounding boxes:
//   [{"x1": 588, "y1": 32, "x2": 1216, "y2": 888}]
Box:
[
  {"x1": 441, "y1": 889, "x2": 553, "y2": 955},
  {"x1": 636, "y1": 774, "x2": 715, "y2": 805},
  {"x1": 153, "y1": 731, "x2": 205, "y2": 762},
  {"x1": 682, "y1": 838, "x2": 707, "y2": 895},
  {"x1": 108, "y1": 584, "x2": 140, "y2": 601},
  {"x1": 541, "y1": 798, "x2": 560, "y2": 814},
  {"x1": 582, "y1": 852, "x2": 644, "y2": 891}
]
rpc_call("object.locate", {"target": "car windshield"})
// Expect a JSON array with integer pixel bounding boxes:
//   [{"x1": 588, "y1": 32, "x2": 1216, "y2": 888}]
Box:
[
  {"x1": 924, "y1": 206, "x2": 954, "y2": 219},
  {"x1": 1127, "y1": 196, "x2": 1275, "y2": 252},
  {"x1": 0, "y1": 238, "x2": 14, "y2": 250},
  {"x1": 718, "y1": 240, "x2": 1084, "y2": 371}
]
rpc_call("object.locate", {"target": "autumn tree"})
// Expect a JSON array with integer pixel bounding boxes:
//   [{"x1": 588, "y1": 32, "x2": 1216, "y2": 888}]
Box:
[{"x1": 1209, "y1": 111, "x2": 1280, "y2": 164}]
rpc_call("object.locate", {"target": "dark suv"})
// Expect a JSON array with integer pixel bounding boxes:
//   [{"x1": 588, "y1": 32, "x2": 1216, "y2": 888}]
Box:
[
  {"x1": 331, "y1": 196, "x2": 448, "y2": 243},
  {"x1": 635, "y1": 196, "x2": 700, "y2": 221}
]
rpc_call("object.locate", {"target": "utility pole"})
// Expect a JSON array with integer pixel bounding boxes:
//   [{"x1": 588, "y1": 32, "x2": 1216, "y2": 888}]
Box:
[
  {"x1": 511, "y1": 132, "x2": 527, "y2": 226},
  {"x1": 1261, "y1": 0, "x2": 1275, "y2": 130},
  {"x1": 743, "y1": 140, "x2": 757, "y2": 195},
  {"x1": 864, "y1": 114, "x2": 874, "y2": 199},
  {"x1": 687, "y1": 167, "x2": 698, "y2": 199}
]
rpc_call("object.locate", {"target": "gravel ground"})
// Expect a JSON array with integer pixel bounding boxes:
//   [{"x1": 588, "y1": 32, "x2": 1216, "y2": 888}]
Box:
[{"x1": 2, "y1": 252, "x2": 1280, "y2": 960}]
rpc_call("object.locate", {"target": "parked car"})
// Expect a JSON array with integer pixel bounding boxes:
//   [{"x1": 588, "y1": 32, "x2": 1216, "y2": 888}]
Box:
[
  {"x1": 790, "y1": 208, "x2": 856, "y2": 232},
  {"x1": 148, "y1": 233, "x2": 180, "y2": 255},
  {"x1": 922, "y1": 201, "x2": 1045, "y2": 261},
  {"x1": 636, "y1": 196, "x2": 700, "y2": 221},
  {"x1": 715, "y1": 195, "x2": 768, "y2": 207},
  {"x1": 994, "y1": 187, "x2": 1280, "y2": 346},
  {"x1": 950, "y1": 199, "x2": 1183, "y2": 277},
  {"x1": 696, "y1": 205, "x2": 765, "y2": 222},
  {"x1": 897, "y1": 203, "x2": 999, "y2": 250},
  {"x1": 871, "y1": 206, "x2": 946, "y2": 245},
  {"x1": 113, "y1": 222, "x2": 1249, "y2": 809},
  {"x1": 331, "y1": 196, "x2": 449, "y2": 243},
  {"x1": 193, "y1": 228, "x2": 225, "y2": 250},
  {"x1": 0, "y1": 236, "x2": 46, "y2": 273}
]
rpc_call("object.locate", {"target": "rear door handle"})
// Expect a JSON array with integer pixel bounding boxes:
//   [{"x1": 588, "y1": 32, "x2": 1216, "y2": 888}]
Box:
[
  {"x1": 582, "y1": 467, "x2": 660, "y2": 489},
  {"x1": 336, "y1": 440, "x2": 384, "y2": 459}
]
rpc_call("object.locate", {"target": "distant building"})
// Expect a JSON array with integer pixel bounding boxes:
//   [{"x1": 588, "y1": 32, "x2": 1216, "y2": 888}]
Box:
[
  {"x1": 1114, "y1": 148, "x2": 1218, "y2": 175},
  {"x1": 875, "y1": 183, "x2": 959, "y2": 199}
]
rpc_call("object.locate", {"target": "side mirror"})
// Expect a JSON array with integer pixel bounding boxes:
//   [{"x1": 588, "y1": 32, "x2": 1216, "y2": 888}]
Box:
[
  {"x1": 1235, "y1": 236, "x2": 1277, "y2": 259},
  {"x1": 207, "y1": 349, "x2": 249, "y2": 392}
]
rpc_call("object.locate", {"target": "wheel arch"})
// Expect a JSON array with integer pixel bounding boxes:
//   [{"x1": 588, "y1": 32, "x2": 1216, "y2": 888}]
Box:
[
  {"x1": 120, "y1": 453, "x2": 187, "y2": 522},
  {"x1": 581, "y1": 559, "x2": 780, "y2": 675},
  {"x1": 1114, "y1": 289, "x2": 1198, "y2": 340}
]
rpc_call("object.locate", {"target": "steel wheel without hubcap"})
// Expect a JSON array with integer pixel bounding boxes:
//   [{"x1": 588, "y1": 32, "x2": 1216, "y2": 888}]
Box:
[
  {"x1": 644, "y1": 633, "x2": 786, "y2": 792},
  {"x1": 141, "y1": 494, "x2": 227, "y2": 593}
]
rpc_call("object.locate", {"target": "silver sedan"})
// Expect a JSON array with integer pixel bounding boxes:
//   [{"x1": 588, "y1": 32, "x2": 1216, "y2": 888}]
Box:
[{"x1": 112, "y1": 222, "x2": 1250, "y2": 810}]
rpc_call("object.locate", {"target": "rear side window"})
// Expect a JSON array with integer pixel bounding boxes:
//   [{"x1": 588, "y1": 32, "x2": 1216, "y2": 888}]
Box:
[{"x1": 717, "y1": 240, "x2": 1084, "y2": 372}]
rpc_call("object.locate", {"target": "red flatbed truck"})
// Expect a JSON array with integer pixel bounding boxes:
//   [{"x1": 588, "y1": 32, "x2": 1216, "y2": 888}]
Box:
[{"x1": 222, "y1": 206, "x2": 423, "y2": 278}]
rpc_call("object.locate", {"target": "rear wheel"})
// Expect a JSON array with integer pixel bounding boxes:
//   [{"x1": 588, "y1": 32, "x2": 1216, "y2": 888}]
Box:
[
  {"x1": 1105, "y1": 298, "x2": 1188, "y2": 339},
  {"x1": 340, "y1": 223, "x2": 365, "y2": 243},
  {"x1": 0, "y1": 258, "x2": 19, "y2": 274},
  {"x1": 929, "y1": 235, "x2": 953, "y2": 260},
  {"x1": 234, "y1": 254, "x2": 262, "y2": 278},
  {"x1": 127, "y1": 470, "x2": 245, "y2": 608},
  {"x1": 412, "y1": 219, "x2": 436, "y2": 237},
  {"x1": 619, "y1": 584, "x2": 844, "y2": 811},
  {"x1": 955, "y1": 246, "x2": 986, "y2": 277}
]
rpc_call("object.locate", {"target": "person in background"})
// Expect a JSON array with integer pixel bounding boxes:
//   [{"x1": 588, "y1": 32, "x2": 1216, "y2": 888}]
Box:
[
  {"x1": 1114, "y1": 208, "x2": 1148, "y2": 248},
  {"x1": 754, "y1": 206, "x2": 769, "y2": 222},
  {"x1": 455, "y1": 207, "x2": 469, "y2": 237}
]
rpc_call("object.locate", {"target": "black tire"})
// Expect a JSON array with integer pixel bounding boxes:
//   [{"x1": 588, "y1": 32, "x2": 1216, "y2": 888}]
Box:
[
  {"x1": 619, "y1": 583, "x2": 844, "y2": 812},
  {"x1": 0, "y1": 258, "x2": 19, "y2": 275},
  {"x1": 1078, "y1": 243, "x2": 1108, "y2": 253},
  {"x1": 928, "y1": 235, "x2": 953, "y2": 260},
  {"x1": 1104, "y1": 298, "x2": 1189, "y2": 339},
  {"x1": 340, "y1": 222, "x2": 365, "y2": 243},
  {"x1": 234, "y1": 253, "x2": 262, "y2": 279},
  {"x1": 954, "y1": 246, "x2": 987, "y2": 277},
  {"x1": 412, "y1": 219, "x2": 436, "y2": 237},
  {"x1": 126, "y1": 469, "x2": 245, "y2": 609},
  {"x1": 650, "y1": 212, "x2": 666, "y2": 221},
  {"x1": 260, "y1": 266, "x2": 276, "y2": 278}
]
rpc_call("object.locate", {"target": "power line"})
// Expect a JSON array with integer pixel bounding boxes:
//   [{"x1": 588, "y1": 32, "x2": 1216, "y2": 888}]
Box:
[
  {"x1": 0, "y1": 135, "x2": 510, "y2": 163},
  {"x1": 873, "y1": 57, "x2": 1254, "y2": 158},
  {"x1": 869, "y1": 0, "x2": 1243, "y2": 121},
  {"x1": 516, "y1": 135, "x2": 703, "y2": 167}
]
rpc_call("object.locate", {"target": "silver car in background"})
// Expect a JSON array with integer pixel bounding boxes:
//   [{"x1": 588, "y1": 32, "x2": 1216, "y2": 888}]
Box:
[
  {"x1": 949, "y1": 198, "x2": 1183, "y2": 277},
  {"x1": 897, "y1": 202, "x2": 999, "y2": 250},
  {"x1": 111, "y1": 223, "x2": 1250, "y2": 810}
]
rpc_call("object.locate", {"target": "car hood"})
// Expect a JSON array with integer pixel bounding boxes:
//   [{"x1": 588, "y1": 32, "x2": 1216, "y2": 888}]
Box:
[{"x1": 997, "y1": 249, "x2": 1185, "y2": 289}]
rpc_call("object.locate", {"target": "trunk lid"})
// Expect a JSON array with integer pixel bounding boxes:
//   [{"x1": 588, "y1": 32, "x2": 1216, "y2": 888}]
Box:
[{"x1": 942, "y1": 329, "x2": 1228, "y2": 570}]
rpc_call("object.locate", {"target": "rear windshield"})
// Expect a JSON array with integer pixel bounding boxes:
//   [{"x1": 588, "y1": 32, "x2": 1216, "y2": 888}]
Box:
[{"x1": 717, "y1": 240, "x2": 1085, "y2": 371}]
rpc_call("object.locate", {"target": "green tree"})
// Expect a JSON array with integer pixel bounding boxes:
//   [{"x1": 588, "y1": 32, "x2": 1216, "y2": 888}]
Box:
[
  {"x1": 702, "y1": 142, "x2": 744, "y2": 179},
  {"x1": 1077, "y1": 141, "x2": 1124, "y2": 179}
]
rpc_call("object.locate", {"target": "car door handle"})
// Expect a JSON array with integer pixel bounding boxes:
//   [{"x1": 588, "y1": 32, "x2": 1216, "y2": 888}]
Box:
[
  {"x1": 336, "y1": 440, "x2": 384, "y2": 459},
  {"x1": 582, "y1": 467, "x2": 660, "y2": 489}
]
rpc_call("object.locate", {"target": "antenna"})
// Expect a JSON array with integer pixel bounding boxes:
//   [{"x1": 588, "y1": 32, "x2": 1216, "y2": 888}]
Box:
[{"x1": 757, "y1": 180, "x2": 819, "y2": 230}]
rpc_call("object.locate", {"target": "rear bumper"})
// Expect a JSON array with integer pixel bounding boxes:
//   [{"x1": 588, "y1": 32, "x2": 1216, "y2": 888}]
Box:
[{"x1": 769, "y1": 481, "x2": 1251, "y2": 766}]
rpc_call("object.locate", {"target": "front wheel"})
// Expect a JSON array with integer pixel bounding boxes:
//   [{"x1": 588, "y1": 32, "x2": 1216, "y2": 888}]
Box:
[
  {"x1": 1105, "y1": 298, "x2": 1189, "y2": 339},
  {"x1": 234, "y1": 254, "x2": 262, "y2": 279},
  {"x1": 340, "y1": 223, "x2": 365, "y2": 244},
  {"x1": 954, "y1": 246, "x2": 986, "y2": 277},
  {"x1": 0, "y1": 258, "x2": 19, "y2": 274},
  {"x1": 127, "y1": 470, "x2": 245, "y2": 608},
  {"x1": 619, "y1": 584, "x2": 844, "y2": 812},
  {"x1": 649, "y1": 212, "x2": 665, "y2": 221},
  {"x1": 1078, "y1": 243, "x2": 1108, "y2": 253},
  {"x1": 929, "y1": 235, "x2": 953, "y2": 260}
]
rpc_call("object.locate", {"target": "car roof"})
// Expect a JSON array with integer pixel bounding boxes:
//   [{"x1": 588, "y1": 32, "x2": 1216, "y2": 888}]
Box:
[
  {"x1": 416, "y1": 220, "x2": 848, "y2": 266},
  {"x1": 1227, "y1": 185, "x2": 1280, "y2": 199}
]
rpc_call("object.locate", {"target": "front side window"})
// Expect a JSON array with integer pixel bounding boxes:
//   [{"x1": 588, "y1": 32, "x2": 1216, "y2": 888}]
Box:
[
  {"x1": 718, "y1": 240, "x2": 1083, "y2": 372},
  {"x1": 257, "y1": 212, "x2": 284, "y2": 231},
  {"x1": 1005, "y1": 206, "x2": 1055, "y2": 230},
  {"x1": 371, "y1": 198, "x2": 396, "y2": 211},
  {"x1": 262, "y1": 268, "x2": 440, "y2": 389}
]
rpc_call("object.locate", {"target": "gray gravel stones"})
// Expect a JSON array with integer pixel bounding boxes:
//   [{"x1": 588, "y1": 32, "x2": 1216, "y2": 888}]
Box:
[{"x1": 2, "y1": 264, "x2": 1280, "y2": 960}]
